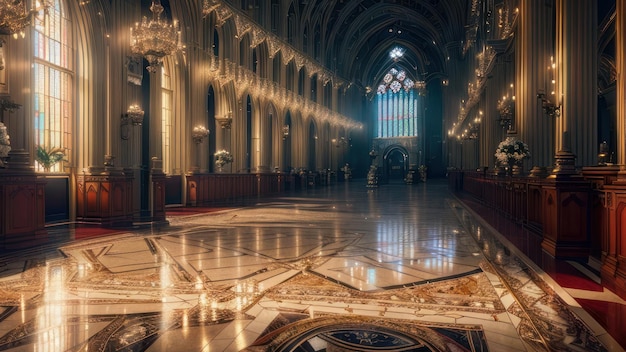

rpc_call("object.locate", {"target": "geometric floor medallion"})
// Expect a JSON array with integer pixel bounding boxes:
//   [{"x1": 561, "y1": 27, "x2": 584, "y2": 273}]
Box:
[{"x1": 246, "y1": 315, "x2": 489, "y2": 351}]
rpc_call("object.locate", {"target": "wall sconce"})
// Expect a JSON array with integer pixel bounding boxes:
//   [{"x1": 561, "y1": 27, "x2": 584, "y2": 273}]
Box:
[
  {"x1": 123, "y1": 104, "x2": 145, "y2": 126},
  {"x1": 192, "y1": 125, "x2": 210, "y2": 144},
  {"x1": 282, "y1": 125, "x2": 289, "y2": 140},
  {"x1": 537, "y1": 56, "x2": 561, "y2": 118},
  {"x1": 496, "y1": 89, "x2": 514, "y2": 129},
  {"x1": 461, "y1": 124, "x2": 479, "y2": 140},
  {"x1": 537, "y1": 90, "x2": 561, "y2": 118}
]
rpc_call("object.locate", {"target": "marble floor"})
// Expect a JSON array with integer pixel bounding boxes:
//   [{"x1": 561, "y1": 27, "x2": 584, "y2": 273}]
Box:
[{"x1": 0, "y1": 180, "x2": 624, "y2": 351}]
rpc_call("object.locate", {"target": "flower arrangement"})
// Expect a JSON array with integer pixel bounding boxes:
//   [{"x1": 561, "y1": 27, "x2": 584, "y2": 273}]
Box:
[
  {"x1": 0, "y1": 122, "x2": 11, "y2": 167},
  {"x1": 0, "y1": 123, "x2": 10, "y2": 153},
  {"x1": 214, "y1": 149, "x2": 233, "y2": 168},
  {"x1": 495, "y1": 137, "x2": 530, "y2": 165}
]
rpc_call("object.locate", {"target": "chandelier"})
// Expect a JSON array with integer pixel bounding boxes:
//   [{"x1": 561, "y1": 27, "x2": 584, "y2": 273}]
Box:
[
  {"x1": 130, "y1": 0, "x2": 179, "y2": 73},
  {"x1": 0, "y1": 0, "x2": 49, "y2": 38}
]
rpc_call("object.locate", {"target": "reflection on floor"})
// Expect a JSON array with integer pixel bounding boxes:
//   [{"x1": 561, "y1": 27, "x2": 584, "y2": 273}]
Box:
[{"x1": 0, "y1": 180, "x2": 624, "y2": 351}]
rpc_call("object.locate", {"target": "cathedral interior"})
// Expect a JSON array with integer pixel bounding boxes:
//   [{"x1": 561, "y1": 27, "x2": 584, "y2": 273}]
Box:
[{"x1": 0, "y1": 0, "x2": 625, "y2": 351}]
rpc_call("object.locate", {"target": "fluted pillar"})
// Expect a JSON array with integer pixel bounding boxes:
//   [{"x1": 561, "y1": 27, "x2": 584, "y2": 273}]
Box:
[
  {"x1": 618, "y1": 1, "x2": 626, "y2": 170},
  {"x1": 483, "y1": 56, "x2": 509, "y2": 170},
  {"x1": 555, "y1": 0, "x2": 597, "y2": 167},
  {"x1": 516, "y1": 0, "x2": 555, "y2": 170},
  {"x1": 443, "y1": 42, "x2": 463, "y2": 169}
]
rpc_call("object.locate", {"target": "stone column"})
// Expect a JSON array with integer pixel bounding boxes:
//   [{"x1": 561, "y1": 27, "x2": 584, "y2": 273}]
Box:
[
  {"x1": 618, "y1": 0, "x2": 626, "y2": 171},
  {"x1": 553, "y1": 0, "x2": 597, "y2": 171},
  {"x1": 516, "y1": 0, "x2": 555, "y2": 171}
]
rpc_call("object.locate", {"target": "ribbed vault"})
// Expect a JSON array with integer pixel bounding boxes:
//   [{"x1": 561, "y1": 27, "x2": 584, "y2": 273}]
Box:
[{"x1": 298, "y1": 0, "x2": 468, "y2": 88}]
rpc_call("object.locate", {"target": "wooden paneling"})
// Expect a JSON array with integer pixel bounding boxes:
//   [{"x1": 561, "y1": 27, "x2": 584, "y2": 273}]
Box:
[
  {"x1": 454, "y1": 169, "x2": 626, "y2": 300},
  {"x1": 76, "y1": 173, "x2": 133, "y2": 227},
  {"x1": 186, "y1": 173, "x2": 286, "y2": 206},
  {"x1": 0, "y1": 172, "x2": 47, "y2": 249}
]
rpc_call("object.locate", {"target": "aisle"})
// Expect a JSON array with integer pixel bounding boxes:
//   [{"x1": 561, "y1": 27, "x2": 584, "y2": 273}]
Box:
[{"x1": 0, "y1": 180, "x2": 621, "y2": 351}]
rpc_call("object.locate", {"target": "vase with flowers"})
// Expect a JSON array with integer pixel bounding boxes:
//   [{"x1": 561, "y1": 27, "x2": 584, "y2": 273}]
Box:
[
  {"x1": 495, "y1": 137, "x2": 530, "y2": 175},
  {"x1": 0, "y1": 122, "x2": 10, "y2": 168},
  {"x1": 214, "y1": 149, "x2": 233, "y2": 172}
]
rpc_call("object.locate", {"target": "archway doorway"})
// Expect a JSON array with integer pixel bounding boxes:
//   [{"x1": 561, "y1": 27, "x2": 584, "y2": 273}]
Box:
[{"x1": 384, "y1": 147, "x2": 408, "y2": 183}]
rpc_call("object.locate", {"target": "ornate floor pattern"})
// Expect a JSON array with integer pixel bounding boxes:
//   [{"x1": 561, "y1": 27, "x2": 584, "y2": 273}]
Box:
[{"x1": 0, "y1": 181, "x2": 621, "y2": 351}]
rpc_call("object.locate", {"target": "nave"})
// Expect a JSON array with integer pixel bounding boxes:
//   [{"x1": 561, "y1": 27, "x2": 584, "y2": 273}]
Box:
[{"x1": 0, "y1": 181, "x2": 623, "y2": 351}]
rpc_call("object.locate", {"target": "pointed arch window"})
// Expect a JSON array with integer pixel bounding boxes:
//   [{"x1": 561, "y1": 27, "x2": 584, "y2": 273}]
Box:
[
  {"x1": 376, "y1": 68, "x2": 418, "y2": 138},
  {"x1": 33, "y1": 0, "x2": 73, "y2": 172},
  {"x1": 162, "y1": 67, "x2": 173, "y2": 174}
]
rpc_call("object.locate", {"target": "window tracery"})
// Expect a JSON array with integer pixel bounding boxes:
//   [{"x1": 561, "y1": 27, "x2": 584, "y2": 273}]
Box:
[{"x1": 376, "y1": 68, "x2": 419, "y2": 138}]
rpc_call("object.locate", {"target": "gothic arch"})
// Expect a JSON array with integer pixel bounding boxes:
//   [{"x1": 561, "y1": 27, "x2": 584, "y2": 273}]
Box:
[
  {"x1": 382, "y1": 145, "x2": 410, "y2": 183},
  {"x1": 255, "y1": 40, "x2": 270, "y2": 79}
]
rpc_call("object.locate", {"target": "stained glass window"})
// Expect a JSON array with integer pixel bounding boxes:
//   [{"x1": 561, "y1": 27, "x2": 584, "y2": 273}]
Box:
[
  {"x1": 162, "y1": 67, "x2": 173, "y2": 174},
  {"x1": 376, "y1": 68, "x2": 419, "y2": 138},
  {"x1": 33, "y1": 0, "x2": 72, "y2": 172}
]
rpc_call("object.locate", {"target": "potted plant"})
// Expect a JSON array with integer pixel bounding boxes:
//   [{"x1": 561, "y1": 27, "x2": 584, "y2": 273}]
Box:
[{"x1": 36, "y1": 145, "x2": 65, "y2": 172}]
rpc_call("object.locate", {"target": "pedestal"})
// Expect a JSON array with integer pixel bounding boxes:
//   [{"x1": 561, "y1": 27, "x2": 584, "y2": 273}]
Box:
[
  {"x1": 540, "y1": 179, "x2": 592, "y2": 259},
  {"x1": 0, "y1": 170, "x2": 47, "y2": 249},
  {"x1": 150, "y1": 169, "x2": 168, "y2": 225},
  {"x1": 76, "y1": 170, "x2": 133, "y2": 228}
]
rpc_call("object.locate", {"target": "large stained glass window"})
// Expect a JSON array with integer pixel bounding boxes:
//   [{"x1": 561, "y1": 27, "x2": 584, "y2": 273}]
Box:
[
  {"x1": 376, "y1": 68, "x2": 418, "y2": 138},
  {"x1": 33, "y1": 0, "x2": 73, "y2": 172}
]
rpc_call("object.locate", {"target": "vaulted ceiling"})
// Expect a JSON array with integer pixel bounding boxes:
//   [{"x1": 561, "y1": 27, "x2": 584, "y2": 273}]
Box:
[
  {"x1": 157, "y1": 0, "x2": 470, "y2": 92},
  {"x1": 297, "y1": 0, "x2": 469, "y2": 89}
]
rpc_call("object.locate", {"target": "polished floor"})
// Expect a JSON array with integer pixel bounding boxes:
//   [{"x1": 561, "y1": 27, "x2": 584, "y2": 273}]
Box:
[{"x1": 0, "y1": 180, "x2": 624, "y2": 351}]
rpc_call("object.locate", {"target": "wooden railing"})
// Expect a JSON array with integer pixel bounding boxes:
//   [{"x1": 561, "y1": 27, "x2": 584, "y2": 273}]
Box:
[
  {"x1": 450, "y1": 167, "x2": 626, "y2": 301},
  {"x1": 185, "y1": 173, "x2": 291, "y2": 206},
  {"x1": 455, "y1": 171, "x2": 541, "y2": 230}
]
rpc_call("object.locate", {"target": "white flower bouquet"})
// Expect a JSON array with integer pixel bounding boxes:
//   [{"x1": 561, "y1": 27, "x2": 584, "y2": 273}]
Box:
[
  {"x1": 214, "y1": 149, "x2": 233, "y2": 167},
  {"x1": 495, "y1": 137, "x2": 530, "y2": 165}
]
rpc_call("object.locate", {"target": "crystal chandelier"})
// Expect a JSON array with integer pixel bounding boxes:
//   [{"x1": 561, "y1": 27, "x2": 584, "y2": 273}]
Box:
[
  {"x1": 130, "y1": 0, "x2": 179, "y2": 73},
  {"x1": 0, "y1": 0, "x2": 49, "y2": 38}
]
